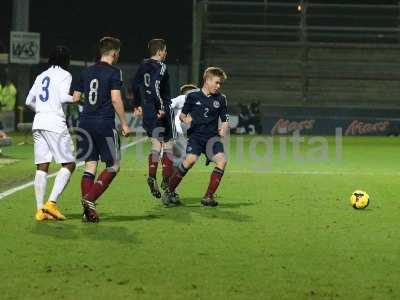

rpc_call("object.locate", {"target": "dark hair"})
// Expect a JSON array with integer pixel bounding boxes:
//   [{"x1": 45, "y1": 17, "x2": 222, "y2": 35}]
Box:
[
  {"x1": 148, "y1": 39, "x2": 166, "y2": 56},
  {"x1": 99, "y1": 37, "x2": 121, "y2": 56},
  {"x1": 48, "y1": 46, "x2": 70, "y2": 69},
  {"x1": 180, "y1": 83, "x2": 198, "y2": 95}
]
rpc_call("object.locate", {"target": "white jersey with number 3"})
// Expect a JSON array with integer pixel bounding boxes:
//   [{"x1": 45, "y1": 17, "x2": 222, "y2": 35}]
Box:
[{"x1": 26, "y1": 66, "x2": 73, "y2": 133}]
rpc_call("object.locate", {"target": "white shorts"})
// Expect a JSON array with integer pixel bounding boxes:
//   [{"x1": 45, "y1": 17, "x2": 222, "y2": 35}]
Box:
[
  {"x1": 33, "y1": 130, "x2": 75, "y2": 164},
  {"x1": 172, "y1": 134, "x2": 187, "y2": 166}
]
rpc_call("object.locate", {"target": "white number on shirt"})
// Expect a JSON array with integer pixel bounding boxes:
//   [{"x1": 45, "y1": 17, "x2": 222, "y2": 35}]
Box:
[
  {"x1": 204, "y1": 107, "x2": 209, "y2": 118},
  {"x1": 88, "y1": 79, "x2": 99, "y2": 105},
  {"x1": 144, "y1": 73, "x2": 151, "y2": 87}
]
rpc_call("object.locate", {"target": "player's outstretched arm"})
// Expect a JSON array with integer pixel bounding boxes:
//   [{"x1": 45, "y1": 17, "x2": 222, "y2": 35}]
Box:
[{"x1": 111, "y1": 90, "x2": 130, "y2": 136}]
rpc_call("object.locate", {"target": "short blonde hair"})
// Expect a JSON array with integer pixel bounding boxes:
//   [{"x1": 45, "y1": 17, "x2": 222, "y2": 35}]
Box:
[{"x1": 203, "y1": 67, "x2": 227, "y2": 81}]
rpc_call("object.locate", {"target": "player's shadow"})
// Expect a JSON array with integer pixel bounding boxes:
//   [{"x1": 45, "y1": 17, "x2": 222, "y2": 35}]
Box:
[
  {"x1": 146, "y1": 197, "x2": 254, "y2": 224},
  {"x1": 32, "y1": 222, "x2": 80, "y2": 240},
  {"x1": 101, "y1": 213, "x2": 161, "y2": 223},
  {"x1": 80, "y1": 224, "x2": 140, "y2": 244},
  {"x1": 182, "y1": 197, "x2": 254, "y2": 209},
  {"x1": 32, "y1": 215, "x2": 140, "y2": 244},
  {"x1": 66, "y1": 212, "x2": 161, "y2": 223}
]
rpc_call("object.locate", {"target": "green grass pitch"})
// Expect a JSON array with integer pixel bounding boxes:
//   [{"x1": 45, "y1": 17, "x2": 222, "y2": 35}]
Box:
[{"x1": 0, "y1": 133, "x2": 400, "y2": 299}]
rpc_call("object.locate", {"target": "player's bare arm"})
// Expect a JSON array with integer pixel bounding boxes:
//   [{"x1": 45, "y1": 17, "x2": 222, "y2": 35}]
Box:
[
  {"x1": 180, "y1": 112, "x2": 192, "y2": 125},
  {"x1": 111, "y1": 89, "x2": 130, "y2": 136},
  {"x1": 72, "y1": 91, "x2": 82, "y2": 103},
  {"x1": 133, "y1": 106, "x2": 143, "y2": 117},
  {"x1": 219, "y1": 121, "x2": 229, "y2": 137}
]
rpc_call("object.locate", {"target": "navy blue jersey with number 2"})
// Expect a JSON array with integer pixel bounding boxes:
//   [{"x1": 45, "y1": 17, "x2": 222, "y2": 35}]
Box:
[{"x1": 182, "y1": 90, "x2": 229, "y2": 138}]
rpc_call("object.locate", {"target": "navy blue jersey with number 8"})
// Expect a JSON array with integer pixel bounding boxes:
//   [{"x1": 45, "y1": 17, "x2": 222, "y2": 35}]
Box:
[{"x1": 75, "y1": 61, "x2": 123, "y2": 122}]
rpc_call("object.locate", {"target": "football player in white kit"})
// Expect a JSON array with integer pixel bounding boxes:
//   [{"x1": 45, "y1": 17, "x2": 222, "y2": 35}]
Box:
[
  {"x1": 25, "y1": 46, "x2": 76, "y2": 221},
  {"x1": 170, "y1": 84, "x2": 198, "y2": 166}
]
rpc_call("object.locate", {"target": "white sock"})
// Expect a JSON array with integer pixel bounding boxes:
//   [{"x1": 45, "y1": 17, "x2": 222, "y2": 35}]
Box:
[
  {"x1": 49, "y1": 167, "x2": 72, "y2": 203},
  {"x1": 34, "y1": 170, "x2": 48, "y2": 210}
]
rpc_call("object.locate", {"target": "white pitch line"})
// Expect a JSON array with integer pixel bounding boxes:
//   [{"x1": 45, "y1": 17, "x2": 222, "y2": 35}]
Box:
[{"x1": 0, "y1": 137, "x2": 147, "y2": 200}]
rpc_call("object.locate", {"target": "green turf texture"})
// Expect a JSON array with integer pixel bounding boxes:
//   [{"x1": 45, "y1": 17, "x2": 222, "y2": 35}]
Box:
[{"x1": 0, "y1": 134, "x2": 400, "y2": 299}]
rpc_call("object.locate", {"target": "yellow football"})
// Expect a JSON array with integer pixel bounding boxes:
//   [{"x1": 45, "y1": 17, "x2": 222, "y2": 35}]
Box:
[{"x1": 350, "y1": 190, "x2": 370, "y2": 209}]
